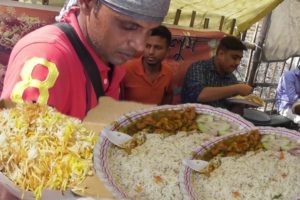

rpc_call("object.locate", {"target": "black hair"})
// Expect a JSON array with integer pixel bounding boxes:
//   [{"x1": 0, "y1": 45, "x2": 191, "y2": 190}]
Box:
[
  {"x1": 150, "y1": 25, "x2": 172, "y2": 47},
  {"x1": 216, "y1": 36, "x2": 247, "y2": 54},
  {"x1": 95, "y1": 0, "x2": 103, "y2": 13}
]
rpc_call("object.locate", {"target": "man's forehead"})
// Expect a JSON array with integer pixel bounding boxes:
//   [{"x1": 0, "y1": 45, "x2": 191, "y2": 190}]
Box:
[{"x1": 227, "y1": 50, "x2": 244, "y2": 57}]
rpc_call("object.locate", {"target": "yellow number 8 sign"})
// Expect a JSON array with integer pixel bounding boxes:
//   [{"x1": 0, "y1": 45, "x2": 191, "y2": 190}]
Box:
[{"x1": 11, "y1": 57, "x2": 59, "y2": 104}]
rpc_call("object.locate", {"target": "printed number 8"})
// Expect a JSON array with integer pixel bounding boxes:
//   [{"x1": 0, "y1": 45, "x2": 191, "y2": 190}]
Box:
[{"x1": 11, "y1": 57, "x2": 59, "y2": 104}]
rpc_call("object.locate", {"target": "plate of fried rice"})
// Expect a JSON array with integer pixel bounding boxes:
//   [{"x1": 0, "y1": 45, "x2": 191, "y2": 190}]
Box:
[
  {"x1": 180, "y1": 127, "x2": 300, "y2": 200},
  {"x1": 93, "y1": 104, "x2": 255, "y2": 200}
]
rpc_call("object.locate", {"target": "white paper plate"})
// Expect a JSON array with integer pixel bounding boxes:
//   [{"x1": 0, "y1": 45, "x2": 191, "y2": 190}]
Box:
[
  {"x1": 93, "y1": 104, "x2": 255, "y2": 200},
  {"x1": 179, "y1": 126, "x2": 300, "y2": 200},
  {"x1": 226, "y1": 97, "x2": 262, "y2": 107}
]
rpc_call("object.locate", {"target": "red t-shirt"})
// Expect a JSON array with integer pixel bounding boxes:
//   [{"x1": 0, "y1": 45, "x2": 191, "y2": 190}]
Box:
[
  {"x1": 123, "y1": 58, "x2": 173, "y2": 105},
  {"x1": 1, "y1": 8, "x2": 125, "y2": 119}
]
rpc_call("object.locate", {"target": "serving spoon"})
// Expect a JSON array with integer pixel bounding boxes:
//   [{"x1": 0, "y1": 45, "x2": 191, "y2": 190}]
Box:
[
  {"x1": 101, "y1": 128, "x2": 133, "y2": 148},
  {"x1": 182, "y1": 159, "x2": 209, "y2": 172}
]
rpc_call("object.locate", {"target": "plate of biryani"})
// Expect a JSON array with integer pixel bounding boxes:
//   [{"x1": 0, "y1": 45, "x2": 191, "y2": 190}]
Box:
[
  {"x1": 0, "y1": 103, "x2": 97, "y2": 200},
  {"x1": 180, "y1": 127, "x2": 300, "y2": 200},
  {"x1": 93, "y1": 104, "x2": 255, "y2": 200},
  {"x1": 227, "y1": 95, "x2": 265, "y2": 107}
]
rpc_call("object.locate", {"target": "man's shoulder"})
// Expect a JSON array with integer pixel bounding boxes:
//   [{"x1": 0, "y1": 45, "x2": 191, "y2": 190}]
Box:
[
  {"x1": 19, "y1": 24, "x2": 65, "y2": 44},
  {"x1": 10, "y1": 24, "x2": 73, "y2": 59},
  {"x1": 10, "y1": 24, "x2": 77, "y2": 63},
  {"x1": 189, "y1": 59, "x2": 213, "y2": 71},
  {"x1": 7, "y1": 24, "x2": 83, "y2": 84},
  {"x1": 195, "y1": 58, "x2": 212, "y2": 65},
  {"x1": 124, "y1": 58, "x2": 142, "y2": 71},
  {"x1": 161, "y1": 62, "x2": 173, "y2": 73},
  {"x1": 284, "y1": 68, "x2": 299, "y2": 77}
]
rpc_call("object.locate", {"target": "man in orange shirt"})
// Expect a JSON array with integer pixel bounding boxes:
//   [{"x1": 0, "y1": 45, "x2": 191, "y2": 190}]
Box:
[{"x1": 122, "y1": 25, "x2": 173, "y2": 105}]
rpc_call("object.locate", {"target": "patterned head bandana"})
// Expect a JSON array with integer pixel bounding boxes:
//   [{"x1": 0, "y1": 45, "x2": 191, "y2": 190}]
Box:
[
  {"x1": 99, "y1": 0, "x2": 171, "y2": 22},
  {"x1": 56, "y1": 0, "x2": 170, "y2": 22}
]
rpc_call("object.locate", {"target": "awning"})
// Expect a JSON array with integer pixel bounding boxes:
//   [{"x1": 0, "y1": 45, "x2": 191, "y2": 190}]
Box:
[
  {"x1": 163, "y1": 0, "x2": 283, "y2": 35},
  {"x1": 262, "y1": 0, "x2": 300, "y2": 62}
]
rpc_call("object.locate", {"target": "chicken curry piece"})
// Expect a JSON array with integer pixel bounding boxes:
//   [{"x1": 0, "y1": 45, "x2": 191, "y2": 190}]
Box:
[
  {"x1": 195, "y1": 129, "x2": 263, "y2": 161},
  {"x1": 119, "y1": 107, "x2": 198, "y2": 135},
  {"x1": 194, "y1": 129, "x2": 263, "y2": 176}
]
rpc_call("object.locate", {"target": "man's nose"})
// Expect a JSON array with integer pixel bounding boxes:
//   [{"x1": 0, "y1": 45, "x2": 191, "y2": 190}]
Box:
[
  {"x1": 129, "y1": 34, "x2": 147, "y2": 52},
  {"x1": 149, "y1": 47, "x2": 155, "y2": 54}
]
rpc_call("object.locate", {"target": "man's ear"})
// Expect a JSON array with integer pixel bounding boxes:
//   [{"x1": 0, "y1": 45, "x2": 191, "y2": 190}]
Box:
[
  {"x1": 166, "y1": 46, "x2": 171, "y2": 56},
  {"x1": 217, "y1": 49, "x2": 225, "y2": 57}
]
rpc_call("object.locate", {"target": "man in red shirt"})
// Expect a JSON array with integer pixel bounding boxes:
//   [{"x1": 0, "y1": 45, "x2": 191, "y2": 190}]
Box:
[
  {"x1": 0, "y1": 0, "x2": 171, "y2": 199},
  {"x1": 123, "y1": 25, "x2": 173, "y2": 105},
  {"x1": 1, "y1": 0, "x2": 170, "y2": 119}
]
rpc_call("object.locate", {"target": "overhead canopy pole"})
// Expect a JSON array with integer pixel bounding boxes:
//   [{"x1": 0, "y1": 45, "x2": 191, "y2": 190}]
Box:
[{"x1": 247, "y1": 13, "x2": 271, "y2": 85}]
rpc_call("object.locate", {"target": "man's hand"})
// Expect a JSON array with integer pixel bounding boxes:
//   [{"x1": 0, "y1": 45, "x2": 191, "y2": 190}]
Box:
[
  {"x1": 292, "y1": 99, "x2": 300, "y2": 115},
  {"x1": 234, "y1": 84, "x2": 253, "y2": 96},
  {"x1": 198, "y1": 84, "x2": 253, "y2": 103}
]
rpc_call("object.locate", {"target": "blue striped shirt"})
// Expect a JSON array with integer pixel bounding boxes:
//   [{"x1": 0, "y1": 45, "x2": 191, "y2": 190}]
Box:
[
  {"x1": 276, "y1": 67, "x2": 300, "y2": 111},
  {"x1": 181, "y1": 58, "x2": 238, "y2": 109}
]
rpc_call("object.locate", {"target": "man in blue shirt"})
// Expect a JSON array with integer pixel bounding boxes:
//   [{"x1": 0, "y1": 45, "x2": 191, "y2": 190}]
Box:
[
  {"x1": 181, "y1": 36, "x2": 253, "y2": 114},
  {"x1": 276, "y1": 67, "x2": 300, "y2": 124}
]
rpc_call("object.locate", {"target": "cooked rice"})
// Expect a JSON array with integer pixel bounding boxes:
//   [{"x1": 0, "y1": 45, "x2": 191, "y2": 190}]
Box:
[
  {"x1": 108, "y1": 131, "x2": 215, "y2": 199},
  {"x1": 192, "y1": 150, "x2": 300, "y2": 200}
]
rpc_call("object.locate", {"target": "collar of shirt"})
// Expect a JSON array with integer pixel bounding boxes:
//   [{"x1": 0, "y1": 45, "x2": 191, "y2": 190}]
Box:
[{"x1": 135, "y1": 57, "x2": 168, "y2": 78}]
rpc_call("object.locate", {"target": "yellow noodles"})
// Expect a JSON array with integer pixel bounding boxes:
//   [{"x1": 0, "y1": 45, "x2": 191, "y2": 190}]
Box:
[{"x1": 0, "y1": 103, "x2": 97, "y2": 200}]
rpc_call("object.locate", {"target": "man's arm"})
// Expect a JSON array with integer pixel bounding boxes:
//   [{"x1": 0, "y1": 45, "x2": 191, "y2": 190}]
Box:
[
  {"x1": 276, "y1": 71, "x2": 299, "y2": 112},
  {"x1": 197, "y1": 83, "x2": 253, "y2": 102},
  {"x1": 1, "y1": 43, "x2": 71, "y2": 113},
  {"x1": 281, "y1": 73, "x2": 299, "y2": 103}
]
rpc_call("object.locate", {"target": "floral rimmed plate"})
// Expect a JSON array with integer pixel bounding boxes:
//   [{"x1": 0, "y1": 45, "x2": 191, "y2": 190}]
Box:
[
  {"x1": 180, "y1": 127, "x2": 300, "y2": 200},
  {"x1": 93, "y1": 104, "x2": 254, "y2": 200}
]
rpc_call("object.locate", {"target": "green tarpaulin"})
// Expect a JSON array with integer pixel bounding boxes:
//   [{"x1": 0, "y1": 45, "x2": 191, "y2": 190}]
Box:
[{"x1": 164, "y1": 0, "x2": 283, "y2": 35}]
